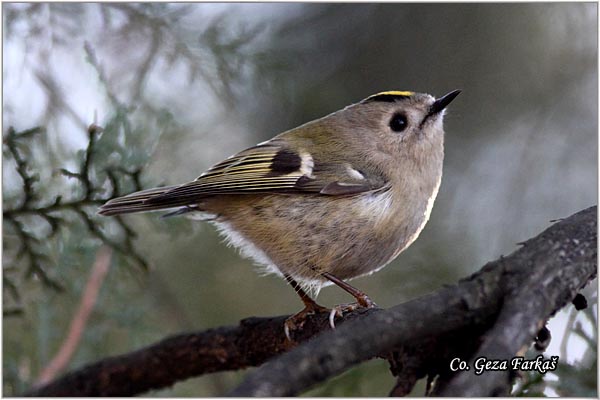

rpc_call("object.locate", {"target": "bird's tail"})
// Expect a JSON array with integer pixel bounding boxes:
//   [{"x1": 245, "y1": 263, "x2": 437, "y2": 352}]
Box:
[{"x1": 98, "y1": 185, "x2": 182, "y2": 216}]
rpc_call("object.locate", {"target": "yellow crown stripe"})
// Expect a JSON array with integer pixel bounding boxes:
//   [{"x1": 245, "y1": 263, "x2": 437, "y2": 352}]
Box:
[
  {"x1": 372, "y1": 90, "x2": 414, "y2": 97},
  {"x1": 363, "y1": 91, "x2": 415, "y2": 103}
]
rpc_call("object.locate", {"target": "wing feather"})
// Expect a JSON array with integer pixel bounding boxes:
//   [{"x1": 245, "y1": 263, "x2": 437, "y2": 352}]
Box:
[
  {"x1": 145, "y1": 145, "x2": 308, "y2": 206},
  {"x1": 105, "y1": 142, "x2": 388, "y2": 213}
]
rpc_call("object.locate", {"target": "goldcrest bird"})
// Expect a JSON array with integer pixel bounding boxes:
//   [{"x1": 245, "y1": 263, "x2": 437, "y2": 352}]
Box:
[{"x1": 99, "y1": 89, "x2": 460, "y2": 336}]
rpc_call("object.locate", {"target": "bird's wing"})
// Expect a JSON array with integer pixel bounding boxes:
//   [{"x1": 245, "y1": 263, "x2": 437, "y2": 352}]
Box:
[{"x1": 144, "y1": 142, "x2": 387, "y2": 208}]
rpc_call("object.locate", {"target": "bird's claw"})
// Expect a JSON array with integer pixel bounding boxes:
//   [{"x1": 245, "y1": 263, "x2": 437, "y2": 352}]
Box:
[
  {"x1": 328, "y1": 297, "x2": 379, "y2": 329},
  {"x1": 284, "y1": 294, "x2": 378, "y2": 339},
  {"x1": 284, "y1": 302, "x2": 330, "y2": 341}
]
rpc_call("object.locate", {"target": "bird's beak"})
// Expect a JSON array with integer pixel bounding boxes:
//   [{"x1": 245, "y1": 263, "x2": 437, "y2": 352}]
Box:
[{"x1": 429, "y1": 89, "x2": 461, "y2": 115}]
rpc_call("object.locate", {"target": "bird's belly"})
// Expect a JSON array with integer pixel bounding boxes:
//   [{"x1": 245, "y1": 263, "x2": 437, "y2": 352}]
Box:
[{"x1": 202, "y1": 187, "x2": 436, "y2": 288}]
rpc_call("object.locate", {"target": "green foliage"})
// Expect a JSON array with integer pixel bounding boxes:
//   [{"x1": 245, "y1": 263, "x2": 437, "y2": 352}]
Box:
[{"x1": 3, "y1": 121, "x2": 148, "y2": 300}]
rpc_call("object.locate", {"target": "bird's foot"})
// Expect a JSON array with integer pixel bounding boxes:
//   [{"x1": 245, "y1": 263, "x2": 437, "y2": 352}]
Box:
[
  {"x1": 329, "y1": 294, "x2": 378, "y2": 329},
  {"x1": 284, "y1": 302, "x2": 330, "y2": 341}
]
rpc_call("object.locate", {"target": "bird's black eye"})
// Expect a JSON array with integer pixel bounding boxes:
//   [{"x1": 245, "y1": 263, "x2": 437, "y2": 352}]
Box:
[{"x1": 389, "y1": 113, "x2": 408, "y2": 132}]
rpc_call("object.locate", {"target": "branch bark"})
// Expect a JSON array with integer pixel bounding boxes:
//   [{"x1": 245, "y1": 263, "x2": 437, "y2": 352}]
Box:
[
  {"x1": 24, "y1": 314, "x2": 331, "y2": 396},
  {"x1": 24, "y1": 206, "x2": 597, "y2": 397}
]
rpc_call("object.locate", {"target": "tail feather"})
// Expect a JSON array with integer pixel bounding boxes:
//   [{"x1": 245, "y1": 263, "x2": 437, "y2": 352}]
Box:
[{"x1": 98, "y1": 185, "x2": 184, "y2": 216}]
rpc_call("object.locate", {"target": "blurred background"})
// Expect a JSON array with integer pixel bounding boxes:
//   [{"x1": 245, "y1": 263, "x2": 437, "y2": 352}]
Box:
[{"x1": 3, "y1": 3, "x2": 597, "y2": 396}]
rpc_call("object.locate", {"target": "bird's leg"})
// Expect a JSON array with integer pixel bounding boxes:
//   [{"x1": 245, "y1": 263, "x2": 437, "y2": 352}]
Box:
[
  {"x1": 321, "y1": 272, "x2": 378, "y2": 328},
  {"x1": 322, "y1": 272, "x2": 377, "y2": 307},
  {"x1": 284, "y1": 275, "x2": 330, "y2": 340}
]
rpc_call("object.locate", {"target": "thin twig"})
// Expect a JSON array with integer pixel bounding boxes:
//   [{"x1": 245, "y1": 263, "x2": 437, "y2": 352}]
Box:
[{"x1": 35, "y1": 247, "x2": 113, "y2": 386}]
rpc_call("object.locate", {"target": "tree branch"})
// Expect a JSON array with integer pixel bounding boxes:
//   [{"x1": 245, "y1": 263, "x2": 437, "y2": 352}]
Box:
[
  {"x1": 24, "y1": 313, "x2": 331, "y2": 396},
  {"x1": 435, "y1": 205, "x2": 597, "y2": 396},
  {"x1": 24, "y1": 206, "x2": 597, "y2": 396}
]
